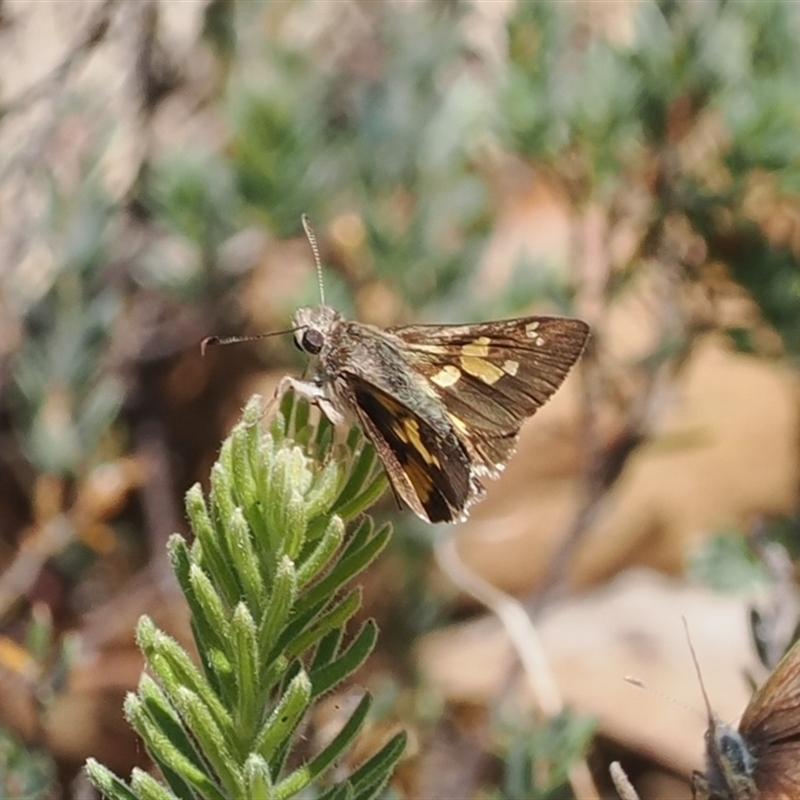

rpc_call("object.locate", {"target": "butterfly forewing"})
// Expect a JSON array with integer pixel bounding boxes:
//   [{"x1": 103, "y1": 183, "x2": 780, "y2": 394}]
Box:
[
  {"x1": 391, "y1": 317, "x2": 590, "y2": 475},
  {"x1": 741, "y1": 638, "x2": 800, "y2": 743},
  {"x1": 741, "y1": 639, "x2": 800, "y2": 799}
]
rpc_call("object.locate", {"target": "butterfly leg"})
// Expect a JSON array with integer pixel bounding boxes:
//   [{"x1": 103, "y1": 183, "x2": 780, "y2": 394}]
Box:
[{"x1": 274, "y1": 376, "x2": 345, "y2": 426}]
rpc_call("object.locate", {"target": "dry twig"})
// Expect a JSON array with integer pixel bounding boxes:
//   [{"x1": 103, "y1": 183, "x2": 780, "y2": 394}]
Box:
[
  {"x1": 610, "y1": 761, "x2": 641, "y2": 800},
  {"x1": 435, "y1": 535, "x2": 601, "y2": 800}
]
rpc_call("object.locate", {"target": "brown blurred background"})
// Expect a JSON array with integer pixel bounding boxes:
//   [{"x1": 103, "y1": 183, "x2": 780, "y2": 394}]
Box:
[{"x1": 1, "y1": 1, "x2": 800, "y2": 797}]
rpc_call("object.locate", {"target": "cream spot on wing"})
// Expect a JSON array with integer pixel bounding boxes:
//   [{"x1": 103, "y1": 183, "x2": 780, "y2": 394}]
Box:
[
  {"x1": 502, "y1": 359, "x2": 519, "y2": 376},
  {"x1": 394, "y1": 418, "x2": 440, "y2": 466},
  {"x1": 447, "y1": 413, "x2": 468, "y2": 434},
  {"x1": 392, "y1": 422, "x2": 409, "y2": 443},
  {"x1": 525, "y1": 321, "x2": 541, "y2": 338},
  {"x1": 431, "y1": 365, "x2": 461, "y2": 387},
  {"x1": 535, "y1": 335, "x2": 546, "y2": 347},
  {"x1": 460, "y1": 355, "x2": 504, "y2": 384},
  {"x1": 461, "y1": 336, "x2": 491, "y2": 358}
]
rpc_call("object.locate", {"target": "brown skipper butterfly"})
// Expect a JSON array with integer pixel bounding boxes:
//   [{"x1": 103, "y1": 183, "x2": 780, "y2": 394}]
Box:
[{"x1": 205, "y1": 217, "x2": 589, "y2": 523}]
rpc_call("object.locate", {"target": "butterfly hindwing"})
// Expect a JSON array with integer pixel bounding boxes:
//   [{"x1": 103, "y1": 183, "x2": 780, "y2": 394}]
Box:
[{"x1": 349, "y1": 377, "x2": 480, "y2": 523}]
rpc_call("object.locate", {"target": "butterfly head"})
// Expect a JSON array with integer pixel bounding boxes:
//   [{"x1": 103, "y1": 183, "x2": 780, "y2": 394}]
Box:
[{"x1": 292, "y1": 304, "x2": 341, "y2": 357}]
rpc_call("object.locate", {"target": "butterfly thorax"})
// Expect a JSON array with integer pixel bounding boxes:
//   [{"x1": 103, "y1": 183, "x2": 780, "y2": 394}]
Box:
[{"x1": 291, "y1": 304, "x2": 453, "y2": 429}]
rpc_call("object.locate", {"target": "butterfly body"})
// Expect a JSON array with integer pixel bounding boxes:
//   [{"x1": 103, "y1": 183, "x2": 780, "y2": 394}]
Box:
[{"x1": 288, "y1": 303, "x2": 589, "y2": 523}]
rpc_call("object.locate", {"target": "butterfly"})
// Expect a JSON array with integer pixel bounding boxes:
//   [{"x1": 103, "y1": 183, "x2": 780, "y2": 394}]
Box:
[
  {"x1": 206, "y1": 216, "x2": 589, "y2": 523},
  {"x1": 691, "y1": 635, "x2": 800, "y2": 800}
]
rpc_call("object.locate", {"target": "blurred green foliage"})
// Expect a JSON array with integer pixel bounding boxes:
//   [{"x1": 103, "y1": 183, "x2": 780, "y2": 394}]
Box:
[
  {"x1": 688, "y1": 530, "x2": 769, "y2": 594},
  {"x1": 506, "y1": 0, "x2": 800, "y2": 353},
  {"x1": 197, "y1": 1, "x2": 493, "y2": 314},
  {"x1": 0, "y1": 726, "x2": 56, "y2": 800},
  {"x1": 495, "y1": 712, "x2": 597, "y2": 800},
  {"x1": 9, "y1": 168, "x2": 123, "y2": 475},
  {"x1": 146, "y1": 152, "x2": 239, "y2": 287}
]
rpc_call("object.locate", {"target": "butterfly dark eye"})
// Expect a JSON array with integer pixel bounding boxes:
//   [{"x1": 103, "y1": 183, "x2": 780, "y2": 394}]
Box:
[{"x1": 301, "y1": 329, "x2": 324, "y2": 355}]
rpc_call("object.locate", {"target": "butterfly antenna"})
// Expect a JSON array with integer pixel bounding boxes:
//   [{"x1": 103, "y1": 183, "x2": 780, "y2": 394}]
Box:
[
  {"x1": 683, "y1": 617, "x2": 716, "y2": 724},
  {"x1": 624, "y1": 675, "x2": 695, "y2": 714},
  {"x1": 301, "y1": 214, "x2": 325, "y2": 306},
  {"x1": 201, "y1": 327, "x2": 304, "y2": 356}
]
